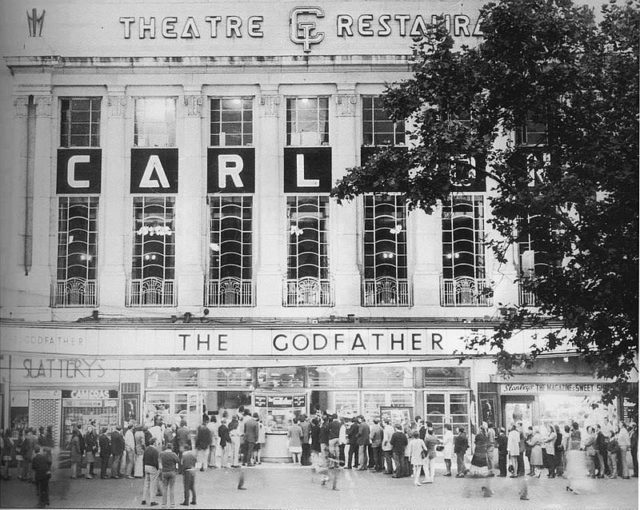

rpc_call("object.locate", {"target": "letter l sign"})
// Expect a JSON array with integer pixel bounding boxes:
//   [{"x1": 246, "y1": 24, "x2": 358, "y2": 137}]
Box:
[{"x1": 296, "y1": 153, "x2": 319, "y2": 187}]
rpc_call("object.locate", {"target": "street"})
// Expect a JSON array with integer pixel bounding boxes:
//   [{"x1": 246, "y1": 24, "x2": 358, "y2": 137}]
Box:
[{"x1": 1, "y1": 464, "x2": 637, "y2": 510}]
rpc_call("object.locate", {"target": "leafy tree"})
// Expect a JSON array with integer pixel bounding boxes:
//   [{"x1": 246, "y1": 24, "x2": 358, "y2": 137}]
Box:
[{"x1": 332, "y1": 0, "x2": 639, "y2": 404}]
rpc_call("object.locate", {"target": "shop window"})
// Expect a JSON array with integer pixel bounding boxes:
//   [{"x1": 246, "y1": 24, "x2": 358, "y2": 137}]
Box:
[
  {"x1": 203, "y1": 368, "x2": 254, "y2": 388},
  {"x1": 307, "y1": 366, "x2": 359, "y2": 389},
  {"x1": 362, "y1": 96, "x2": 405, "y2": 146},
  {"x1": 207, "y1": 196, "x2": 254, "y2": 306},
  {"x1": 60, "y1": 97, "x2": 101, "y2": 147},
  {"x1": 146, "y1": 369, "x2": 198, "y2": 389},
  {"x1": 362, "y1": 391, "x2": 414, "y2": 422},
  {"x1": 134, "y1": 97, "x2": 176, "y2": 147},
  {"x1": 425, "y1": 392, "x2": 470, "y2": 439},
  {"x1": 284, "y1": 196, "x2": 333, "y2": 306},
  {"x1": 210, "y1": 97, "x2": 253, "y2": 146},
  {"x1": 286, "y1": 97, "x2": 329, "y2": 146},
  {"x1": 441, "y1": 194, "x2": 491, "y2": 306},
  {"x1": 144, "y1": 391, "x2": 199, "y2": 428},
  {"x1": 53, "y1": 197, "x2": 99, "y2": 307},
  {"x1": 311, "y1": 391, "x2": 360, "y2": 420},
  {"x1": 361, "y1": 366, "x2": 413, "y2": 388},
  {"x1": 362, "y1": 194, "x2": 410, "y2": 306},
  {"x1": 257, "y1": 367, "x2": 306, "y2": 389},
  {"x1": 128, "y1": 196, "x2": 176, "y2": 306},
  {"x1": 423, "y1": 367, "x2": 470, "y2": 387}
]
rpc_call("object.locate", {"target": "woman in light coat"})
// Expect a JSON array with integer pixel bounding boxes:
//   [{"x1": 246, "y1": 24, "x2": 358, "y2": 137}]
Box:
[
  {"x1": 133, "y1": 426, "x2": 145, "y2": 478},
  {"x1": 442, "y1": 423, "x2": 454, "y2": 476},
  {"x1": 507, "y1": 424, "x2": 520, "y2": 477},
  {"x1": 407, "y1": 431, "x2": 427, "y2": 486},
  {"x1": 543, "y1": 424, "x2": 557, "y2": 478},
  {"x1": 527, "y1": 426, "x2": 544, "y2": 477}
]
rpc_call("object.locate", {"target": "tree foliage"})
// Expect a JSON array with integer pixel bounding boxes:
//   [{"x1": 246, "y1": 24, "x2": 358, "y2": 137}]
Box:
[{"x1": 332, "y1": 0, "x2": 639, "y2": 403}]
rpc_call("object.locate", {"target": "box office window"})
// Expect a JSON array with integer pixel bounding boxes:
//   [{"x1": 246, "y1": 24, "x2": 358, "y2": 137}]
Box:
[
  {"x1": 362, "y1": 391, "x2": 414, "y2": 422},
  {"x1": 207, "y1": 196, "x2": 253, "y2": 306},
  {"x1": 60, "y1": 97, "x2": 101, "y2": 148},
  {"x1": 286, "y1": 97, "x2": 329, "y2": 146},
  {"x1": 210, "y1": 97, "x2": 253, "y2": 147},
  {"x1": 362, "y1": 96, "x2": 405, "y2": 146},
  {"x1": 134, "y1": 97, "x2": 176, "y2": 147},
  {"x1": 54, "y1": 197, "x2": 99, "y2": 307}
]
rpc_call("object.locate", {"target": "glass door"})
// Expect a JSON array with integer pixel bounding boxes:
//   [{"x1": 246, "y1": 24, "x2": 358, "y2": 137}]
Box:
[{"x1": 425, "y1": 392, "x2": 470, "y2": 439}]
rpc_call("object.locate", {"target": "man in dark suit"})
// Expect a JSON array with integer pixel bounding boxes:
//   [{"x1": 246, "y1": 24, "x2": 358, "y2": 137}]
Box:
[
  {"x1": 356, "y1": 416, "x2": 371, "y2": 470},
  {"x1": 110, "y1": 426, "x2": 125, "y2": 478},
  {"x1": 454, "y1": 427, "x2": 469, "y2": 477},
  {"x1": 346, "y1": 418, "x2": 359, "y2": 469},
  {"x1": 243, "y1": 412, "x2": 259, "y2": 467},
  {"x1": 98, "y1": 427, "x2": 112, "y2": 479},
  {"x1": 31, "y1": 445, "x2": 51, "y2": 508}
]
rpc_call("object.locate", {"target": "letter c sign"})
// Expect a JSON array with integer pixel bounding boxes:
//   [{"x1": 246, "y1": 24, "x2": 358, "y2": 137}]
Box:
[{"x1": 57, "y1": 149, "x2": 102, "y2": 194}]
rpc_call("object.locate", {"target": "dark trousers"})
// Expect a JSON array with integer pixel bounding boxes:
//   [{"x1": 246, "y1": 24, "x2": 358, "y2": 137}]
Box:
[
  {"x1": 371, "y1": 446, "x2": 382, "y2": 471},
  {"x1": 111, "y1": 454, "x2": 122, "y2": 477},
  {"x1": 35, "y1": 477, "x2": 49, "y2": 507},
  {"x1": 499, "y1": 454, "x2": 507, "y2": 476},
  {"x1": 456, "y1": 452, "x2": 466, "y2": 475},
  {"x1": 517, "y1": 453, "x2": 525, "y2": 476},
  {"x1": 100, "y1": 455, "x2": 110, "y2": 478},
  {"x1": 545, "y1": 452, "x2": 556, "y2": 476},
  {"x1": 347, "y1": 444, "x2": 359, "y2": 468},
  {"x1": 245, "y1": 442, "x2": 255, "y2": 466},
  {"x1": 301, "y1": 443, "x2": 311, "y2": 466},
  {"x1": 368, "y1": 445, "x2": 375, "y2": 468},
  {"x1": 383, "y1": 450, "x2": 393, "y2": 474},
  {"x1": 633, "y1": 449, "x2": 638, "y2": 477},
  {"x1": 338, "y1": 444, "x2": 345, "y2": 466},
  {"x1": 182, "y1": 469, "x2": 196, "y2": 504},
  {"x1": 392, "y1": 451, "x2": 407, "y2": 477}
]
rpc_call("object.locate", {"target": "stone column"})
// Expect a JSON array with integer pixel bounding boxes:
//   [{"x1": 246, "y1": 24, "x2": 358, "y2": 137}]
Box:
[
  {"x1": 411, "y1": 209, "x2": 442, "y2": 307},
  {"x1": 175, "y1": 88, "x2": 205, "y2": 309},
  {"x1": 99, "y1": 88, "x2": 128, "y2": 310},
  {"x1": 255, "y1": 87, "x2": 283, "y2": 311},
  {"x1": 331, "y1": 88, "x2": 361, "y2": 310}
]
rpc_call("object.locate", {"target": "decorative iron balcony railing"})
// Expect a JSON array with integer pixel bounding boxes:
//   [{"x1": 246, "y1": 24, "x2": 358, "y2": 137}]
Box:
[
  {"x1": 440, "y1": 276, "x2": 492, "y2": 307},
  {"x1": 127, "y1": 277, "x2": 176, "y2": 307},
  {"x1": 205, "y1": 277, "x2": 254, "y2": 307},
  {"x1": 282, "y1": 277, "x2": 334, "y2": 307},
  {"x1": 52, "y1": 278, "x2": 98, "y2": 307},
  {"x1": 361, "y1": 277, "x2": 412, "y2": 307}
]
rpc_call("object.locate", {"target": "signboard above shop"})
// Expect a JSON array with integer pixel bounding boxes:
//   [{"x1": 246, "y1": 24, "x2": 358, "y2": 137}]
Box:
[{"x1": 1, "y1": 1, "x2": 488, "y2": 59}]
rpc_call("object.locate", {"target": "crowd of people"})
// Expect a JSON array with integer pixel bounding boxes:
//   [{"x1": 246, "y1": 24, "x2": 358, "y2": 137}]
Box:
[{"x1": 0, "y1": 410, "x2": 638, "y2": 507}]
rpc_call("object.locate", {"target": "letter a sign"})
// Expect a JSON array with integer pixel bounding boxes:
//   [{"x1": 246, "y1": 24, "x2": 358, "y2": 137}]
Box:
[{"x1": 130, "y1": 148, "x2": 178, "y2": 193}]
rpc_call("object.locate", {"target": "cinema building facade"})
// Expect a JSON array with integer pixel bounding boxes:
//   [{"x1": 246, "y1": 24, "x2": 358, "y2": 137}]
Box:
[{"x1": 0, "y1": 0, "x2": 628, "y2": 459}]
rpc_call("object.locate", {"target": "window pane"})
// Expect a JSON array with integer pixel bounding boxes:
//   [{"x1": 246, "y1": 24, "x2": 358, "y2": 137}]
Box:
[
  {"x1": 135, "y1": 97, "x2": 176, "y2": 147},
  {"x1": 60, "y1": 97, "x2": 101, "y2": 147}
]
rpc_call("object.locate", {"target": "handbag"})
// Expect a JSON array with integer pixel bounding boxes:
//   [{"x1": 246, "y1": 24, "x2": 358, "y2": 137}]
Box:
[{"x1": 421, "y1": 449, "x2": 428, "y2": 459}]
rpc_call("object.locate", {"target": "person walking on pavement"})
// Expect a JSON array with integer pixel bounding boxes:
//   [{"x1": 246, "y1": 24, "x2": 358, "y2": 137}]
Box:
[
  {"x1": 407, "y1": 431, "x2": 427, "y2": 486},
  {"x1": 423, "y1": 422, "x2": 440, "y2": 483},
  {"x1": 507, "y1": 424, "x2": 520, "y2": 477},
  {"x1": 299, "y1": 415, "x2": 311, "y2": 466},
  {"x1": 141, "y1": 437, "x2": 160, "y2": 507},
  {"x1": 356, "y1": 416, "x2": 370, "y2": 470},
  {"x1": 454, "y1": 427, "x2": 469, "y2": 477},
  {"x1": 175, "y1": 420, "x2": 191, "y2": 472},
  {"x1": 194, "y1": 419, "x2": 211, "y2": 472},
  {"x1": 497, "y1": 427, "x2": 508, "y2": 477},
  {"x1": 98, "y1": 427, "x2": 111, "y2": 479},
  {"x1": 328, "y1": 414, "x2": 341, "y2": 459},
  {"x1": 287, "y1": 417, "x2": 303, "y2": 464},
  {"x1": 159, "y1": 443, "x2": 179, "y2": 509},
  {"x1": 21, "y1": 428, "x2": 36, "y2": 482},
  {"x1": 31, "y1": 445, "x2": 51, "y2": 508},
  {"x1": 617, "y1": 422, "x2": 631, "y2": 479},
  {"x1": 206, "y1": 416, "x2": 219, "y2": 468},
  {"x1": 180, "y1": 448, "x2": 197, "y2": 506},
  {"x1": 135, "y1": 425, "x2": 146, "y2": 478},
  {"x1": 218, "y1": 418, "x2": 231, "y2": 468},
  {"x1": 381, "y1": 419, "x2": 394, "y2": 475}
]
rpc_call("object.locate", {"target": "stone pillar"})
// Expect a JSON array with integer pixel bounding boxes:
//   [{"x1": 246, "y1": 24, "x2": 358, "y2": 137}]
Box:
[
  {"x1": 27, "y1": 93, "x2": 54, "y2": 306},
  {"x1": 255, "y1": 88, "x2": 283, "y2": 311},
  {"x1": 175, "y1": 88, "x2": 205, "y2": 309},
  {"x1": 99, "y1": 88, "x2": 128, "y2": 310},
  {"x1": 411, "y1": 209, "x2": 442, "y2": 307},
  {"x1": 331, "y1": 88, "x2": 360, "y2": 309}
]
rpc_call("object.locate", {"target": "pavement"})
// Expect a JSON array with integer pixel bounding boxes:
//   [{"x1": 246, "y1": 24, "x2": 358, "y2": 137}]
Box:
[{"x1": 0, "y1": 464, "x2": 637, "y2": 510}]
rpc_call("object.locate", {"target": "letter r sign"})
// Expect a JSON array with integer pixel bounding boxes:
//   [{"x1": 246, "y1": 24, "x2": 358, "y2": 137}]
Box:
[{"x1": 207, "y1": 147, "x2": 255, "y2": 193}]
